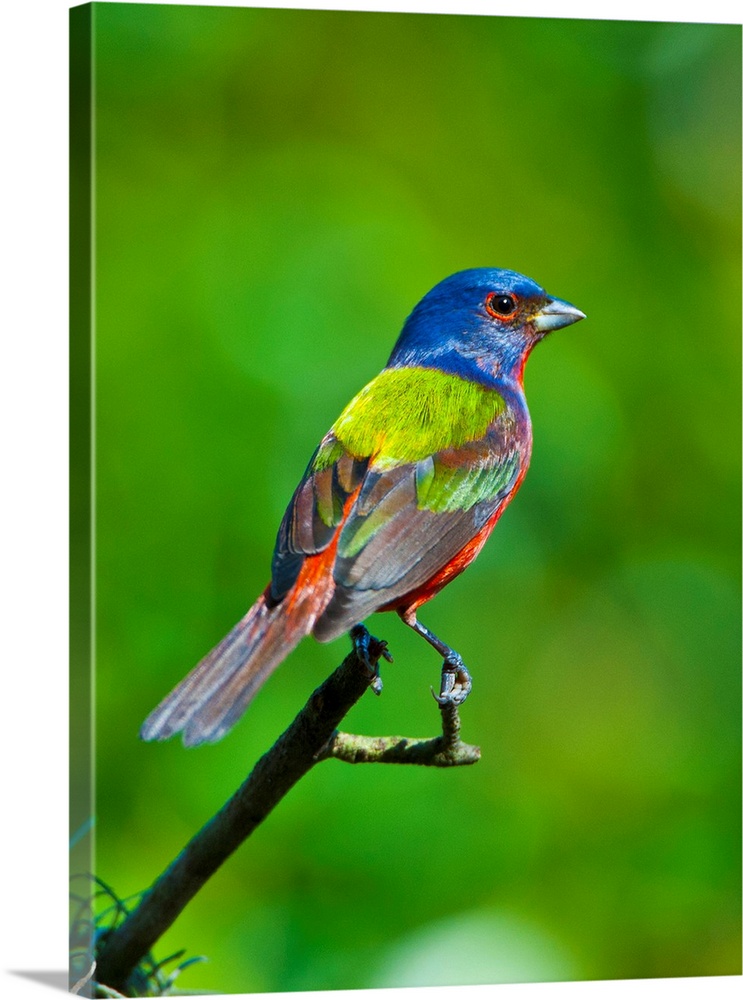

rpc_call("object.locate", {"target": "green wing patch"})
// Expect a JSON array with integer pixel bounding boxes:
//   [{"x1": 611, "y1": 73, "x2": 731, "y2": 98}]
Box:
[{"x1": 415, "y1": 450, "x2": 520, "y2": 513}]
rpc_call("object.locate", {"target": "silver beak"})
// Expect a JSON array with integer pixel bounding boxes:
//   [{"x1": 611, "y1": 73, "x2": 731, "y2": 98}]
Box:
[{"x1": 532, "y1": 296, "x2": 586, "y2": 333}]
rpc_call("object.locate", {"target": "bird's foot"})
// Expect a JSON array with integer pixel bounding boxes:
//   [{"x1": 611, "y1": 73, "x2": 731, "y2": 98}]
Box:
[
  {"x1": 350, "y1": 624, "x2": 393, "y2": 696},
  {"x1": 432, "y1": 654, "x2": 472, "y2": 706}
]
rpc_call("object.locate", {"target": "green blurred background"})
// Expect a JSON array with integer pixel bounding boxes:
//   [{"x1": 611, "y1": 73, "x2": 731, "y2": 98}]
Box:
[{"x1": 87, "y1": 2, "x2": 741, "y2": 992}]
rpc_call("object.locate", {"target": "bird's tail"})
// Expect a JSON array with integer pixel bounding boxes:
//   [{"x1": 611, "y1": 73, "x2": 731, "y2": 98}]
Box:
[{"x1": 140, "y1": 586, "x2": 317, "y2": 747}]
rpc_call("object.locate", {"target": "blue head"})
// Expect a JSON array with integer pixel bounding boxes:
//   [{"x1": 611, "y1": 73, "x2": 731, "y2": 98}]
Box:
[{"x1": 387, "y1": 268, "x2": 585, "y2": 387}]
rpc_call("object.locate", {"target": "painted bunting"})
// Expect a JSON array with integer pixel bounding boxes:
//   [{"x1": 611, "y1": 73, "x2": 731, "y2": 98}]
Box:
[{"x1": 141, "y1": 268, "x2": 585, "y2": 746}]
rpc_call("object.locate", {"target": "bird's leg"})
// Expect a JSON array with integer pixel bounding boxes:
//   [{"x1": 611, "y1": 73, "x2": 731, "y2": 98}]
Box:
[
  {"x1": 350, "y1": 624, "x2": 393, "y2": 696},
  {"x1": 398, "y1": 609, "x2": 472, "y2": 705}
]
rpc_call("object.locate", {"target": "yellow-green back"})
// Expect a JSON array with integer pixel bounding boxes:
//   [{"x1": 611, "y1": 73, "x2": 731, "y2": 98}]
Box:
[{"x1": 328, "y1": 366, "x2": 505, "y2": 469}]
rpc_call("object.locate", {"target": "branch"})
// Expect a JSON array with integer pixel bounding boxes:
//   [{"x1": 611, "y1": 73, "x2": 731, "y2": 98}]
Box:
[
  {"x1": 93, "y1": 631, "x2": 480, "y2": 995},
  {"x1": 320, "y1": 701, "x2": 480, "y2": 766}
]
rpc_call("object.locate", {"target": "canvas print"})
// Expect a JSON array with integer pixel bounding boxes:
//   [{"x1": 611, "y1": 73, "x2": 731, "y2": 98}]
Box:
[{"x1": 70, "y1": 2, "x2": 742, "y2": 996}]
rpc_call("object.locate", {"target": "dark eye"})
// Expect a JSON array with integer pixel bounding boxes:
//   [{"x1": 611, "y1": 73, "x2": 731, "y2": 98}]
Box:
[{"x1": 485, "y1": 292, "x2": 518, "y2": 319}]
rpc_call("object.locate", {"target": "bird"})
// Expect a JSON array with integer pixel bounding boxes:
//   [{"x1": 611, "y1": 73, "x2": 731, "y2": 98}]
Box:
[{"x1": 141, "y1": 267, "x2": 585, "y2": 747}]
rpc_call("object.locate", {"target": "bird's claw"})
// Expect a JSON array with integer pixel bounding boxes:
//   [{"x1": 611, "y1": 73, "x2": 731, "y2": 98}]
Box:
[
  {"x1": 432, "y1": 656, "x2": 472, "y2": 706},
  {"x1": 369, "y1": 673, "x2": 384, "y2": 696},
  {"x1": 350, "y1": 624, "x2": 393, "y2": 696}
]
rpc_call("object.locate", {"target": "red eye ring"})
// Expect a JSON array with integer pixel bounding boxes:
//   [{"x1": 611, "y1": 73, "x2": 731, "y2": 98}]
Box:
[{"x1": 485, "y1": 292, "x2": 519, "y2": 320}]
